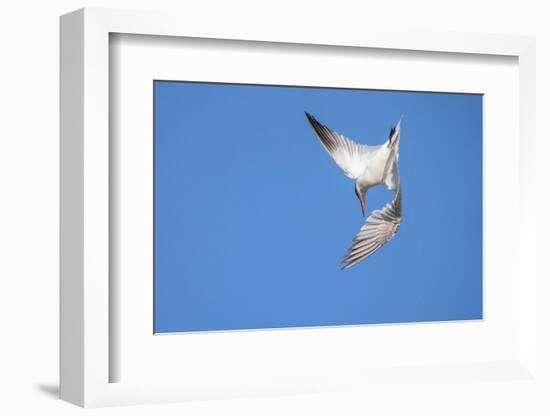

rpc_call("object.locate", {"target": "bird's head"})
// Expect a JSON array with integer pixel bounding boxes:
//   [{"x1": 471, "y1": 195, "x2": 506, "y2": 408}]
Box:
[{"x1": 354, "y1": 183, "x2": 368, "y2": 217}]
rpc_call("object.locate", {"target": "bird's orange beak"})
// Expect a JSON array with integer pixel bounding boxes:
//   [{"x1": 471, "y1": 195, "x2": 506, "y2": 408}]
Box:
[{"x1": 360, "y1": 197, "x2": 366, "y2": 217}]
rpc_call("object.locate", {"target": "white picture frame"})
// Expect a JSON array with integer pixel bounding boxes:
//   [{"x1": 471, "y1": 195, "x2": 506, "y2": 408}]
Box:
[{"x1": 60, "y1": 7, "x2": 539, "y2": 408}]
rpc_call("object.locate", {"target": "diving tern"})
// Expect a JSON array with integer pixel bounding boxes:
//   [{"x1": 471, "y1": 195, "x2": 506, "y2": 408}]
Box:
[{"x1": 305, "y1": 112, "x2": 403, "y2": 269}]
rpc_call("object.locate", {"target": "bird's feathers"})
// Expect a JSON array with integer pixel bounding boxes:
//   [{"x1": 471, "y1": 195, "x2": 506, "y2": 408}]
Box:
[
  {"x1": 341, "y1": 187, "x2": 402, "y2": 269},
  {"x1": 304, "y1": 111, "x2": 403, "y2": 269},
  {"x1": 382, "y1": 123, "x2": 401, "y2": 191},
  {"x1": 305, "y1": 112, "x2": 371, "y2": 179}
]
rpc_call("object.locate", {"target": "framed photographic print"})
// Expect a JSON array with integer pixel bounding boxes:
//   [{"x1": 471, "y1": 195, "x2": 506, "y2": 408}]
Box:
[
  {"x1": 60, "y1": 8, "x2": 540, "y2": 409},
  {"x1": 152, "y1": 81, "x2": 482, "y2": 334}
]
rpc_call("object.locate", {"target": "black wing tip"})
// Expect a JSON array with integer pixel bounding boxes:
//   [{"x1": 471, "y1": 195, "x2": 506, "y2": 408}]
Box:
[
  {"x1": 304, "y1": 112, "x2": 330, "y2": 142},
  {"x1": 304, "y1": 111, "x2": 316, "y2": 123}
]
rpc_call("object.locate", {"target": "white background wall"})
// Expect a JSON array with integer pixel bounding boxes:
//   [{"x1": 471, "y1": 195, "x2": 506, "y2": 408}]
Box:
[{"x1": 0, "y1": 0, "x2": 548, "y2": 415}]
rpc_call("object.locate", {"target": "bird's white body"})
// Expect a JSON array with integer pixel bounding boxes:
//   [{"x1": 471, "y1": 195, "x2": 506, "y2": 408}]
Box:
[
  {"x1": 355, "y1": 142, "x2": 400, "y2": 192},
  {"x1": 305, "y1": 112, "x2": 402, "y2": 268}
]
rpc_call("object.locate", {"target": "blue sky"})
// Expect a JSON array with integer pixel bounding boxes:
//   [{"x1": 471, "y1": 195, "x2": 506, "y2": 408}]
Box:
[{"x1": 154, "y1": 81, "x2": 483, "y2": 333}]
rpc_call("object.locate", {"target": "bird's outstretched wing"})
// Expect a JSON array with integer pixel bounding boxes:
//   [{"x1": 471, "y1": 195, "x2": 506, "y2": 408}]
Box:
[
  {"x1": 341, "y1": 187, "x2": 402, "y2": 269},
  {"x1": 305, "y1": 112, "x2": 371, "y2": 179},
  {"x1": 383, "y1": 122, "x2": 401, "y2": 191}
]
